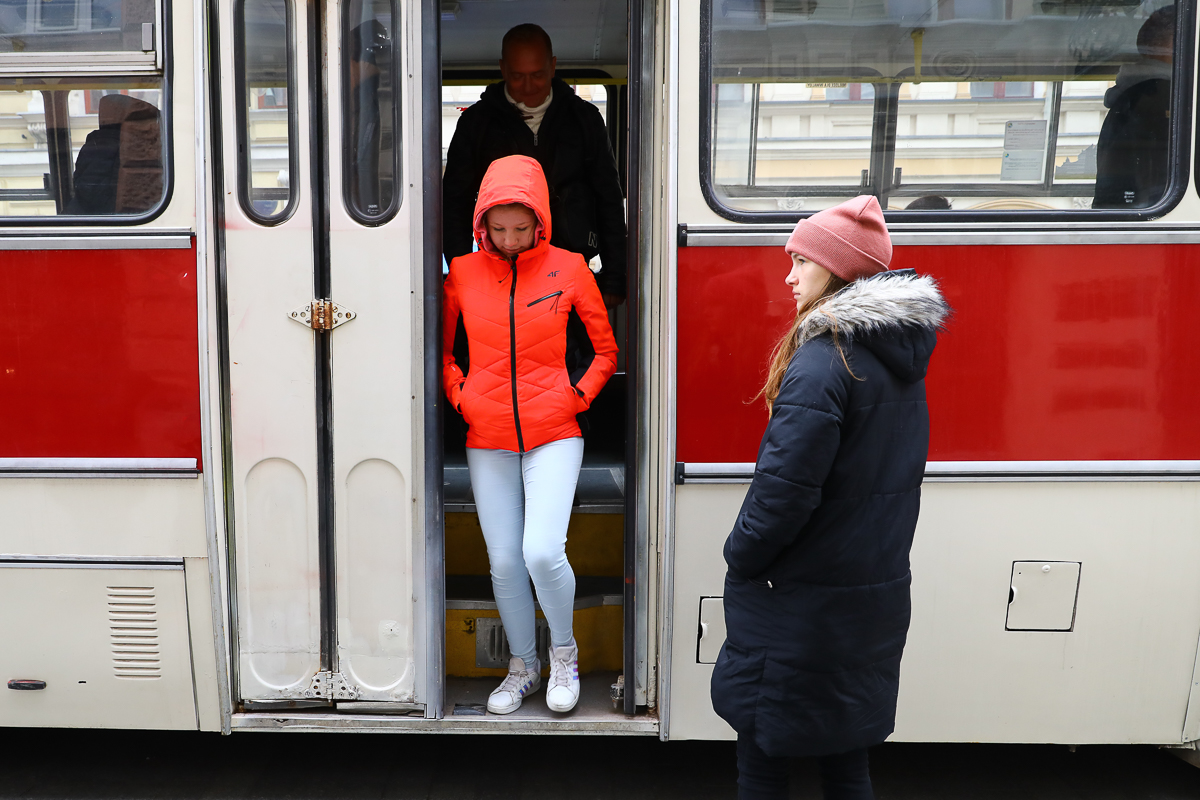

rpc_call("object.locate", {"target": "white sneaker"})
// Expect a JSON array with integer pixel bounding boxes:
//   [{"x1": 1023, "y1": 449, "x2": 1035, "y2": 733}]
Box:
[
  {"x1": 487, "y1": 656, "x2": 541, "y2": 715},
  {"x1": 546, "y1": 640, "x2": 580, "y2": 713}
]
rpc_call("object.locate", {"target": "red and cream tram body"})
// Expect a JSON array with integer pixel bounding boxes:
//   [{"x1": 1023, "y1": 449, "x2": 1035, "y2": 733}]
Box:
[{"x1": 3, "y1": 0, "x2": 1200, "y2": 751}]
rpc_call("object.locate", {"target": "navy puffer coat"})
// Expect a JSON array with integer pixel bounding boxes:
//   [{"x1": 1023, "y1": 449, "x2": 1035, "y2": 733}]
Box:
[{"x1": 711, "y1": 269, "x2": 949, "y2": 758}]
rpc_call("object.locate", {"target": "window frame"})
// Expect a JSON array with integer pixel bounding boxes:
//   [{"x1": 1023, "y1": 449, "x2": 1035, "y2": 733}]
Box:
[
  {"x1": 233, "y1": 0, "x2": 299, "y2": 227},
  {"x1": 0, "y1": 0, "x2": 174, "y2": 227},
  {"x1": 0, "y1": 0, "x2": 163, "y2": 74},
  {"x1": 340, "y1": 0, "x2": 402, "y2": 226},
  {"x1": 699, "y1": 0, "x2": 1196, "y2": 224}
]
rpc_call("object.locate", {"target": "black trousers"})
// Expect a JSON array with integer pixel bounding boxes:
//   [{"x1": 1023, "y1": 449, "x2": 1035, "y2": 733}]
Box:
[{"x1": 736, "y1": 735, "x2": 875, "y2": 800}]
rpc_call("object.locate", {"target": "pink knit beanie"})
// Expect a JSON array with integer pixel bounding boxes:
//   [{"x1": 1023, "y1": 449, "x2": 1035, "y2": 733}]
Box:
[{"x1": 785, "y1": 195, "x2": 892, "y2": 282}]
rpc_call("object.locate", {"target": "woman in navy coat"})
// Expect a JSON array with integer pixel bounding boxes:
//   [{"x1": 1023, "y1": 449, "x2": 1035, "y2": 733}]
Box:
[{"x1": 711, "y1": 196, "x2": 949, "y2": 799}]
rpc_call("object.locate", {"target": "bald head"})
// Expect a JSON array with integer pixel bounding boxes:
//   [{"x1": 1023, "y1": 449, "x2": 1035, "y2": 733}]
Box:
[
  {"x1": 1138, "y1": 6, "x2": 1175, "y2": 63},
  {"x1": 502, "y1": 23, "x2": 553, "y2": 62},
  {"x1": 500, "y1": 23, "x2": 556, "y2": 106}
]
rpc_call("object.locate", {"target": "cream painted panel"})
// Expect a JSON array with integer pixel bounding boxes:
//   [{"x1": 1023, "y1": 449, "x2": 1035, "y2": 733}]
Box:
[
  {"x1": 238, "y1": 458, "x2": 319, "y2": 695},
  {"x1": 337, "y1": 460, "x2": 415, "y2": 700},
  {"x1": 150, "y1": 0, "x2": 199, "y2": 232},
  {"x1": 894, "y1": 481, "x2": 1200, "y2": 744},
  {"x1": 216, "y1": 0, "x2": 322, "y2": 702},
  {"x1": 184, "y1": 557, "x2": 223, "y2": 732},
  {"x1": 668, "y1": 481, "x2": 1200, "y2": 744},
  {"x1": 0, "y1": 566, "x2": 196, "y2": 730},
  {"x1": 327, "y1": 0, "x2": 420, "y2": 705},
  {"x1": 0, "y1": 479, "x2": 206, "y2": 558},
  {"x1": 667, "y1": 484, "x2": 739, "y2": 741}
]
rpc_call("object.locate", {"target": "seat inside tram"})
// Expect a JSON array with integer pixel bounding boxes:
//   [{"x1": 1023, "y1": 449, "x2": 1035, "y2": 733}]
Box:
[{"x1": 438, "y1": 1, "x2": 633, "y2": 712}]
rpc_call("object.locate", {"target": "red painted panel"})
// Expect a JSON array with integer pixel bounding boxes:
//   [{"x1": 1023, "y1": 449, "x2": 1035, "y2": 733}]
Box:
[
  {"x1": 0, "y1": 246, "x2": 201, "y2": 460},
  {"x1": 677, "y1": 243, "x2": 1200, "y2": 463}
]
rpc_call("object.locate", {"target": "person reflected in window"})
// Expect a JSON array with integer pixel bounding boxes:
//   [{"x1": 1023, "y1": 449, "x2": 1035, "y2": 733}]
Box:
[
  {"x1": 442, "y1": 23, "x2": 627, "y2": 309},
  {"x1": 65, "y1": 94, "x2": 162, "y2": 215},
  {"x1": 347, "y1": 20, "x2": 389, "y2": 217},
  {"x1": 1093, "y1": 6, "x2": 1174, "y2": 209},
  {"x1": 904, "y1": 195, "x2": 951, "y2": 211}
]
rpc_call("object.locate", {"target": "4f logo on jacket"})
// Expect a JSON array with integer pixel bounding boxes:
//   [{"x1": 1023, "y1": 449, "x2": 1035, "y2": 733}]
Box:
[{"x1": 547, "y1": 271, "x2": 559, "y2": 277}]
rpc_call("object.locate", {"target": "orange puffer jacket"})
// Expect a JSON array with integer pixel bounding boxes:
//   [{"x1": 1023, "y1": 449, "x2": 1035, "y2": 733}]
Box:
[{"x1": 443, "y1": 155, "x2": 618, "y2": 453}]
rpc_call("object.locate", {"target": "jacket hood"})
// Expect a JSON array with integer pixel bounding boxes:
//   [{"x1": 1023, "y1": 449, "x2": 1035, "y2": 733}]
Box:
[
  {"x1": 472, "y1": 155, "x2": 552, "y2": 257},
  {"x1": 1105, "y1": 59, "x2": 1172, "y2": 107},
  {"x1": 798, "y1": 269, "x2": 949, "y2": 383}
]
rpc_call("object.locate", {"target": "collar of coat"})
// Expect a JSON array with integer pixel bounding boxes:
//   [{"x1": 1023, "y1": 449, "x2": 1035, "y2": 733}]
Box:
[{"x1": 796, "y1": 269, "x2": 950, "y2": 349}]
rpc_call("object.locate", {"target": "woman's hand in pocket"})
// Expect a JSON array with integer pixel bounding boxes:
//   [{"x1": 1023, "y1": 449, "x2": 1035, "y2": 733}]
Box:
[{"x1": 570, "y1": 384, "x2": 588, "y2": 413}]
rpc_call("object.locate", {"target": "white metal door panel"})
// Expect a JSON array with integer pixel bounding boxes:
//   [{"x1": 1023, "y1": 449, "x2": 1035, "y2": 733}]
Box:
[
  {"x1": 0, "y1": 565, "x2": 196, "y2": 730},
  {"x1": 325, "y1": 0, "x2": 420, "y2": 703},
  {"x1": 217, "y1": 0, "x2": 323, "y2": 700}
]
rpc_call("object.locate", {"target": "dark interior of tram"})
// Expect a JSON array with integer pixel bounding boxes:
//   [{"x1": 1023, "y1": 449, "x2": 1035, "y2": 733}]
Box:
[{"x1": 438, "y1": 1, "x2": 634, "y2": 715}]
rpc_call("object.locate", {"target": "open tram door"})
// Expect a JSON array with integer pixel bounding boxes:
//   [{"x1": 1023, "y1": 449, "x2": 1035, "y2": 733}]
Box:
[
  {"x1": 214, "y1": 0, "x2": 437, "y2": 713},
  {"x1": 435, "y1": 0, "x2": 657, "y2": 724}
]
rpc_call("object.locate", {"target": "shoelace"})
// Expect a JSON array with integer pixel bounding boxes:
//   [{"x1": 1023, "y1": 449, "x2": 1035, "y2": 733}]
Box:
[
  {"x1": 549, "y1": 652, "x2": 575, "y2": 689},
  {"x1": 497, "y1": 667, "x2": 531, "y2": 695}
]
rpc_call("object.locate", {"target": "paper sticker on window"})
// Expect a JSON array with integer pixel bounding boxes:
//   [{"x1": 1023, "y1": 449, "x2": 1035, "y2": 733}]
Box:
[{"x1": 1001, "y1": 120, "x2": 1047, "y2": 181}]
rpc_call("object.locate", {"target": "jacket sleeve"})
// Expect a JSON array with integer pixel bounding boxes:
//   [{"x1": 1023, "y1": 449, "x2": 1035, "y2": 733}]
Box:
[
  {"x1": 723, "y1": 343, "x2": 849, "y2": 579},
  {"x1": 579, "y1": 102, "x2": 627, "y2": 297},
  {"x1": 571, "y1": 256, "x2": 619, "y2": 404},
  {"x1": 442, "y1": 109, "x2": 481, "y2": 263},
  {"x1": 442, "y1": 262, "x2": 466, "y2": 411}
]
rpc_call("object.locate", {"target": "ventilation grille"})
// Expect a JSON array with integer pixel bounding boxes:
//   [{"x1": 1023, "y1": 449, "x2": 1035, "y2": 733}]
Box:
[
  {"x1": 475, "y1": 617, "x2": 551, "y2": 668},
  {"x1": 107, "y1": 586, "x2": 161, "y2": 680}
]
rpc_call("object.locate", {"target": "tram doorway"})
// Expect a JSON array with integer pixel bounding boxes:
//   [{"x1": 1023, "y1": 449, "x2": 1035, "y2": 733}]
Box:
[{"x1": 437, "y1": 1, "x2": 643, "y2": 721}]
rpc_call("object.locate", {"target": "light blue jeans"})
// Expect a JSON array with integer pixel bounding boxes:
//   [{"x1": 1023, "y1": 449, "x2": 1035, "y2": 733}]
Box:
[{"x1": 466, "y1": 436, "x2": 584, "y2": 662}]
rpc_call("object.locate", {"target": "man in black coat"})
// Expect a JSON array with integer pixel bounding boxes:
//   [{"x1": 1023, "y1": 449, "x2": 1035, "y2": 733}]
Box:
[
  {"x1": 1093, "y1": 6, "x2": 1175, "y2": 209},
  {"x1": 442, "y1": 24, "x2": 627, "y2": 308}
]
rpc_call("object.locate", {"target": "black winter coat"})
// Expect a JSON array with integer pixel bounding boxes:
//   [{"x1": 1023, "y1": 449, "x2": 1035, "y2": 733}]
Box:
[
  {"x1": 442, "y1": 78, "x2": 627, "y2": 296},
  {"x1": 1093, "y1": 66, "x2": 1172, "y2": 209},
  {"x1": 711, "y1": 270, "x2": 948, "y2": 758}
]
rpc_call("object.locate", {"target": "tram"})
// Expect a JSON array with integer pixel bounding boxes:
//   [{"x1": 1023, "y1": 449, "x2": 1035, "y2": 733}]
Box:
[{"x1": 3, "y1": 0, "x2": 1200, "y2": 749}]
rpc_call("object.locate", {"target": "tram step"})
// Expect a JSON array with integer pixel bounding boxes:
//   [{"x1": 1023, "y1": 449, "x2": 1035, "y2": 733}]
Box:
[{"x1": 445, "y1": 575, "x2": 624, "y2": 678}]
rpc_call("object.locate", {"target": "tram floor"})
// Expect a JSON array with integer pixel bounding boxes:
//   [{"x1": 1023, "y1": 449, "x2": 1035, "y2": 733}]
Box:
[
  {"x1": 445, "y1": 670, "x2": 637, "y2": 728},
  {"x1": 2, "y1": 729, "x2": 1200, "y2": 799}
]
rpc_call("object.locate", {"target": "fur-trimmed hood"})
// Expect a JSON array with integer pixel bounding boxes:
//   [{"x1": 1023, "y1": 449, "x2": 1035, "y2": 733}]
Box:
[{"x1": 798, "y1": 268, "x2": 950, "y2": 383}]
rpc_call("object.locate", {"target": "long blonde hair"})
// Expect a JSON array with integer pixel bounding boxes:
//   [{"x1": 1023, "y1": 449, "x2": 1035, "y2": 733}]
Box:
[{"x1": 758, "y1": 272, "x2": 851, "y2": 416}]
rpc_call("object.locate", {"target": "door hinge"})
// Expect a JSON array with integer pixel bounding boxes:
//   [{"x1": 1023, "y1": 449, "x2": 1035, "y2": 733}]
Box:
[
  {"x1": 303, "y1": 671, "x2": 360, "y2": 701},
  {"x1": 289, "y1": 299, "x2": 357, "y2": 331},
  {"x1": 610, "y1": 674, "x2": 625, "y2": 709}
]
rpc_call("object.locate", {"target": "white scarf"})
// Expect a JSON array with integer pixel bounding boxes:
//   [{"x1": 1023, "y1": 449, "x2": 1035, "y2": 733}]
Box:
[{"x1": 505, "y1": 85, "x2": 553, "y2": 139}]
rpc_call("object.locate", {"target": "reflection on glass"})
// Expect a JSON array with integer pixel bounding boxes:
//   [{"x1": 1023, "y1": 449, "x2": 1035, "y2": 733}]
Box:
[
  {"x1": 238, "y1": 0, "x2": 293, "y2": 221},
  {"x1": 0, "y1": 0, "x2": 155, "y2": 53},
  {"x1": 343, "y1": 0, "x2": 398, "y2": 222},
  {"x1": 707, "y1": 0, "x2": 1178, "y2": 213},
  {"x1": 0, "y1": 79, "x2": 165, "y2": 217}
]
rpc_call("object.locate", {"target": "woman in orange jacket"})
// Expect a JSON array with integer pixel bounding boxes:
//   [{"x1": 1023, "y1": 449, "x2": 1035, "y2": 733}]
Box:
[{"x1": 443, "y1": 155, "x2": 618, "y2": 714}]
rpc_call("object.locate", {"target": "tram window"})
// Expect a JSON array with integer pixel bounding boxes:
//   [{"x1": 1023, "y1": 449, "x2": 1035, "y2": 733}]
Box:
[
  {"x1": 235, "y1": 0, "x2": 297, "y2": 224},
  {"x1": 0, "y1": 79, "x2": 166, "y2": 219},
  {"x1": 704, "y1": 0, "x2": 1185, "y2": 216},
  {"x1": 342, "y1": 0, "x2": 400, "y2": 224},
  {"x1": 0, "y1": 0, "x2": 154, "y2": 54}
]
